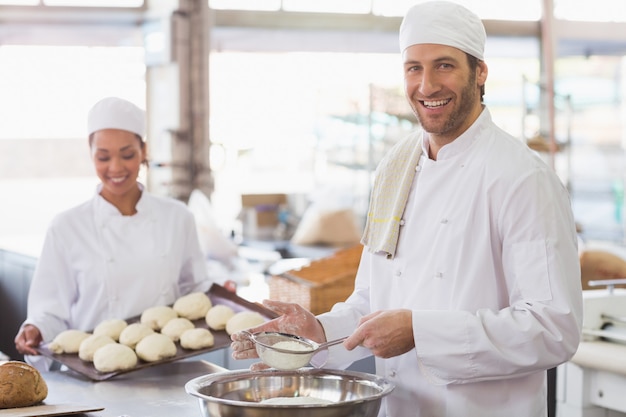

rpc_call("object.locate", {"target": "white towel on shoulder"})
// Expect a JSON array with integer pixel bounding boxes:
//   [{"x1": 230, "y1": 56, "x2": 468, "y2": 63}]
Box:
[{"x1": 361, "y1": 131, "x2": 423, "y2": 259}]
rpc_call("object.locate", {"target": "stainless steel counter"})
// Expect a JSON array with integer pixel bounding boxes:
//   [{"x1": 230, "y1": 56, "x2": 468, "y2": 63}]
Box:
[{"x1": 40, "y1": 360, "x2": 226, "y2": 417}]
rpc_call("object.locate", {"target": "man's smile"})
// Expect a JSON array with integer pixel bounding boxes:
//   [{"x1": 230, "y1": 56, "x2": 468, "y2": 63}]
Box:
[{"x1": 422, "y1": 98, "x2": 452, "y2": 108}]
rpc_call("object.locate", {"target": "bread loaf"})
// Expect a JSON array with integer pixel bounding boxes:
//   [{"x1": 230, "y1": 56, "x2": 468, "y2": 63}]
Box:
[{"x1": 0, "y1": 361, "x2": 48, "y2": 408}]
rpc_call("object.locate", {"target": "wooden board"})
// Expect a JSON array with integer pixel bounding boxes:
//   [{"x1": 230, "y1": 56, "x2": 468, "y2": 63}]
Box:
[
  {"x1": 0, "y1": 403, "x2": 104, "y2": 417},
  {"x1": 36, "y1": 283, "x2": 276, "y2": 381}
]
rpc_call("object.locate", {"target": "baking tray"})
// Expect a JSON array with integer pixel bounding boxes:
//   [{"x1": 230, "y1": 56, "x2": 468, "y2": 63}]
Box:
[{"x1": 36, "y1": 283, "x2": 277, "y2": 381}]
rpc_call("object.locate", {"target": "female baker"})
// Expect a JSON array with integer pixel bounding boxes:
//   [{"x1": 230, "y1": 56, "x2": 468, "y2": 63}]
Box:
[{"x1": 14, "y1": 97, "x2": 213, "y2": 370}]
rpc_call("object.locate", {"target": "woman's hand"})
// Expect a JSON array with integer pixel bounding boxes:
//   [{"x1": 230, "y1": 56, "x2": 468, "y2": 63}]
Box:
[
  {"x1": 14, "y1": 324, "x2": 43, "y2": 356},
  {"x1": 223, "y1": 280, "x2": 237, "y2": 292}
]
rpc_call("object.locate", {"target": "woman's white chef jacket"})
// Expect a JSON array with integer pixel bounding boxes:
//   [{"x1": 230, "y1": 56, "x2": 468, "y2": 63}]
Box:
[
  {"x1": 24, "y1": 184, "x2": 211, "y2": 348},
  {"x1": 316, "y1": 109, "x2": 583, "y2": 417}
]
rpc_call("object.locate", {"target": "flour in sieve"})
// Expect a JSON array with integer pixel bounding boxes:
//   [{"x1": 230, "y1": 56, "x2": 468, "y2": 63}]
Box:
[{"x1": 261, "y1": 340, "x2": 313, "y2": 369}]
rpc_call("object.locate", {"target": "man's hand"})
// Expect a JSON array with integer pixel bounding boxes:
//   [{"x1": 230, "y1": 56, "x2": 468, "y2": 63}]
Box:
[{"x1": 344, "y1": 309, "x2": 414, "y2": 358}]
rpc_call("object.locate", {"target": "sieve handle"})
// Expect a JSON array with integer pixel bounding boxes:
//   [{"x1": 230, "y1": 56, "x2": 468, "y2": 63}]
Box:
[{"x1": 317, "y1": 336, "x2": 348, "y2": 350}]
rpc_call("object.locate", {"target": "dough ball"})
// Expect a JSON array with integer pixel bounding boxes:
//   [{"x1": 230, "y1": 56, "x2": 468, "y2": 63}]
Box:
[
  {"x1": 135, "y1": 333, "x2": 177, "y2": 362},
  {"x1": 140, "y1": 306, "x2": 178, "y2": 331},
  {"x1": 78, "y1": 334, "x2": 116, "y2": 362},
  {"x1": 173, "y1": 292, "x2": 212, "y2": 320},
  {"x1": 205, "y1": 304, "x2": 235, "y2": 331},
  {"x1": 48, "y1": 329, "x2": 91, "y2": 354},
  {"x1": 225, "y1": 311, "x2": 266, "y2": 335},
  {"x1": 160, "y1": 317, "x2": 195, "y2": 342},
  {"x1": 0, "y1": 361, "x2": 48, "y2": 408},
  {"x1": 93, "y1": 318, "x2": 127, "y2": 341},
  {"x1": 93, "y1": 343, "x2": 138, "y2": 373},
  {"x1": 119, "y1": 323, "x2": 155, "y2": 349},
  {"x1": 180, "y1": 328, "x2": 214, "y2": 350}
]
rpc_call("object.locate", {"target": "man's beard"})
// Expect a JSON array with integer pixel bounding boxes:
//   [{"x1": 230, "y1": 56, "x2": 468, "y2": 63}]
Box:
[{"x1": 411, "y1": 72, "x2": 478, "y2": 136}]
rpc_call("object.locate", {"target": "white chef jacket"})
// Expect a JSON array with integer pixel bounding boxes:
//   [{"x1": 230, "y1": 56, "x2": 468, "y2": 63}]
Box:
[
  {"x1": 316, "y1": 109, "x2": 583, "y2": 417},
  {"x1": 23, "y1": 184, "x2": 211, "y2": 366}
]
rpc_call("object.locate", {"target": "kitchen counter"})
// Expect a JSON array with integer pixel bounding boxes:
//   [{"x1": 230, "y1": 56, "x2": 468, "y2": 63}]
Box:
[
  {"x1": 29, "y1": 353, "x2": 374, "y2": 417},
  {"x1": 36, "y1": 360, "x2": 226, "y2": 417}
]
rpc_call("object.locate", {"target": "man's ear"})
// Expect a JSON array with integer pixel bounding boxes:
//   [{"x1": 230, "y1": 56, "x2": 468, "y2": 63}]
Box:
[{"x1": 477, "y1": 60, "x2": 488, "y2": 86}]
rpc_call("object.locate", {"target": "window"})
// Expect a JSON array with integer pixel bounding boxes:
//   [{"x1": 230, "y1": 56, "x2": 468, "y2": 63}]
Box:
[
  {"x1": 0, "y1": 45, "x2": 145, "y2": 255},
  {"x1": 209, "y1": 0, "x2": 542, "y2": 20},
  {"x1": 0, "y1": 0, "x2": 143, "y2": 5},
  {"x1": 555, "y1": 0, "x2": 626, "y2": 22},
  {"x1": 208, "y1": 50, "x2": 540, "y2": 232}
]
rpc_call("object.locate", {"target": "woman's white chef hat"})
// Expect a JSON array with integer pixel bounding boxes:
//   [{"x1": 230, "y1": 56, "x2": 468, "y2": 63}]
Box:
[
  {"x1": 399, "y1": 1, "x2": 486, "y2": 61},
  {"x1": 87, "y1": 97, "x2": 146, "y2": 137}
]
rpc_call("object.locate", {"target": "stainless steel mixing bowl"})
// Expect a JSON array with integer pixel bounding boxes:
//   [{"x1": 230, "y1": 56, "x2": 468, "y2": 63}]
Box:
[{"x1": 185, "y1": 367, "x2": 394, "y2": 417}]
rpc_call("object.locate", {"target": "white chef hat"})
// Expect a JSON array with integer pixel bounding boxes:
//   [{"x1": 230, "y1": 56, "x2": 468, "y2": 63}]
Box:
[
  {"x1": 87, "y1": 97, "x2": 146, "y2": 138},
  {"x1": 399, "y1": 1, "x2": 486, "y2": 61}
]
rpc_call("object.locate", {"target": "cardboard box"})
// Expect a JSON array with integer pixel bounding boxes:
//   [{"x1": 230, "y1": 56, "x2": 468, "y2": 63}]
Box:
[{"x1": 241, "y1": 194, "x2": 287, "y2": 239}]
